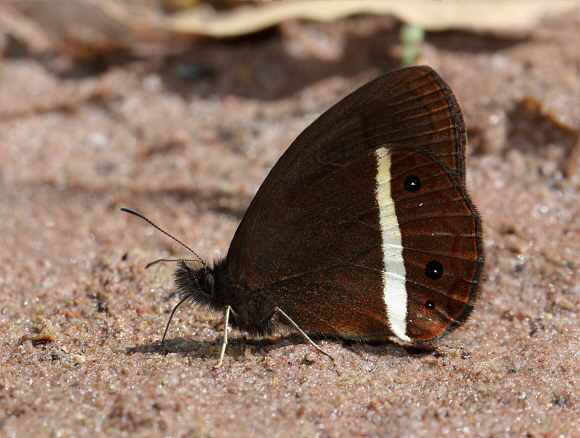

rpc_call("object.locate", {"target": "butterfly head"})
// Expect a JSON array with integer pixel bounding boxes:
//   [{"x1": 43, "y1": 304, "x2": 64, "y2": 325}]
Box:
[{"x1": 174, "y1": 260, "x2": 223, "y2": 311}]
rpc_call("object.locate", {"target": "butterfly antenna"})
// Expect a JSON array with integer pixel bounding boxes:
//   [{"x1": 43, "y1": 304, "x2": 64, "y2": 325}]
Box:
[
  {"x1": 121, "y1": 208, "x2": 205, "y2": 268},
  {"x1": 145, "y1": 258, "x2": 202, "y2": 269}
]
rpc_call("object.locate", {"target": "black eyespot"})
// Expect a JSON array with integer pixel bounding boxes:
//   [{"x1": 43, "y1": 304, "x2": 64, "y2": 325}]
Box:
[
  {"x1": 404, "y1": 175, "x2": 421, "y2": 192},
  {"x1": 426, "y1": 260, "x2": 443, "y2": 280},
  {"x1": 200, "y1": 272, "x2": 215, "y2": 294},
  {"x1": 426, "y1": 300, "x2": 435, "y2": 310}
]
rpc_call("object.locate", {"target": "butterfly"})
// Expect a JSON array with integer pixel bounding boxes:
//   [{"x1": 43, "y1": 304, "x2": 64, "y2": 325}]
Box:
[{"x1": 123, "y1": 65, "x2": 484, "y2": 367}]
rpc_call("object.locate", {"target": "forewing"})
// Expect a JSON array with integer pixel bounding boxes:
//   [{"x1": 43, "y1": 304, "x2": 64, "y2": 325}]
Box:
[{"x1": 227, "y1": 66, "x2": 467, "y2": 278}]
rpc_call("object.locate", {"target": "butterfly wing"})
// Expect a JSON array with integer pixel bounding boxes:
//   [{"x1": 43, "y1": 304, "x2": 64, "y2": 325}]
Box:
[{"x1": 225, "y1": 66, "x2": 483, "y2": 342}]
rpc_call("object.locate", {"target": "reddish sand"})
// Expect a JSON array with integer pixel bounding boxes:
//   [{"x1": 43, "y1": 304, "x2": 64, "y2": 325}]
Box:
[{"x1": 1, "y1": 8, "x2": 578, "y2": 438}]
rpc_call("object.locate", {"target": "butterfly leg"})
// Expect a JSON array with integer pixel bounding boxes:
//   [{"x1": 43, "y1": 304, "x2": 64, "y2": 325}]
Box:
[
  {"x1": 275, "y1": 307, "x2": 335, "y2": 362},
  {"x1": 214, "y1": 305, "x2": 232, "y2": 368}
]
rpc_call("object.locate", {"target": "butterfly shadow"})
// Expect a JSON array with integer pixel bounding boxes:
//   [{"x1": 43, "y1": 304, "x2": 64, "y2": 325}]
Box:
[
  {"x1": 123, "y1": 337, "x2": 204, "y2": 358},
  {"x1": 122, "y1": 334, "x2": 441, "y2": 362},
  {"x1": 330, "y1": 337, "x2": 438, "y2": 360},
  {"x1": 122, "y1": 333, "x2": 325, "y2": 361}
]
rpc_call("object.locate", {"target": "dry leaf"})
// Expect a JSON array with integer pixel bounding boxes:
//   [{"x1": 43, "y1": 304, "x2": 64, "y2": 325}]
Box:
[{"x1": 168, "y1": 1, "x2": 577, "y2": 37}]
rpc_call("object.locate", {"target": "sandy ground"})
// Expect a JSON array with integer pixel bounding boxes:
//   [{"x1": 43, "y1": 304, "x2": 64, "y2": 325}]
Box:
[{"x1": 1, "y1": 6, "x2": 579, "y2": 438}]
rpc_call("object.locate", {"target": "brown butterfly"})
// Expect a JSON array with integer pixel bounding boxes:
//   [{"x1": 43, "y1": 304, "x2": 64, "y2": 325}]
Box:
[{"x1": 123, "y1": 65, "x2": 484, "y2": 367}]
